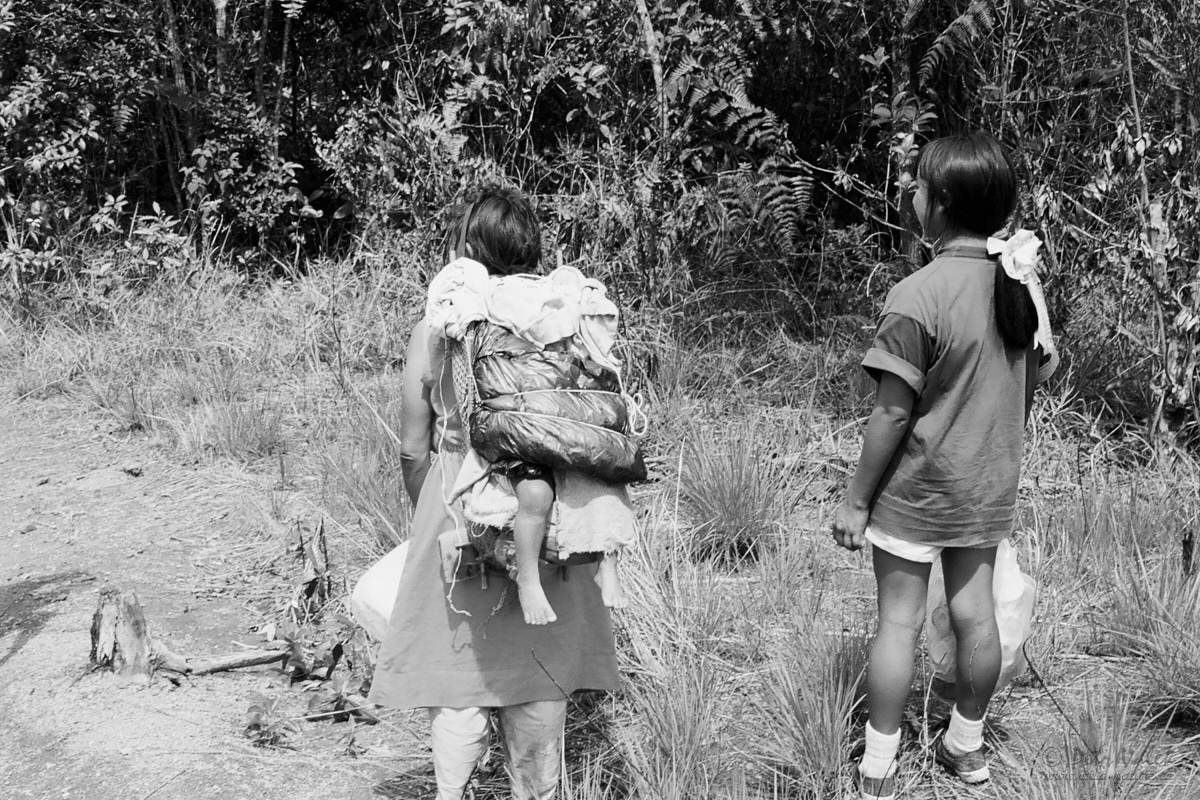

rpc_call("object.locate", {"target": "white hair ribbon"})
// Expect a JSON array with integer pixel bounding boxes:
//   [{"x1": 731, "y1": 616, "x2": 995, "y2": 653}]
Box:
[{"x1": 987, "y1": 229, "x2": 1055, "y2": 355}]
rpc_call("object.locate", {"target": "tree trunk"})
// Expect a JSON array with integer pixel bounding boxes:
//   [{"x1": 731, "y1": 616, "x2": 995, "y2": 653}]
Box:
[
  {"x1": 891, "y1": 0, "x2": 922, "y2": 265},
  {"x1": 272, "y1": 11, "x2": 293, "y2": 163},
  {"x1": 630, "y1": 0, "x2": 666, "y2": 297},
  {"x1": 1120, "y1": 0, "x2": 1177, "y2": 447},
  {"x1": 155, "y1": 98, "x2": 187, "y2": 214},
  {"x1": 633, "y1": 0, "x2": 667, "y2": 153},
  {"x1": 159, "y1": 0, "x2": 197, "y2": 157},
  {"x1": 214, "y1": 0, "x2": 231, "y2": 86},
  {"x1": 255, "y1": 0, "x2": 273, "y2": 111}
]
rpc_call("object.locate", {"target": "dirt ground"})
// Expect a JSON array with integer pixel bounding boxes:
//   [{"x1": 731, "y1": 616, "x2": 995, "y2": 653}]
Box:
[
  {"x1": 4, "y1": 385, "x2": 1196, "y2": 800},
  {"x1": 0, "y1": 393, "x2": 433, "y2": 800}
]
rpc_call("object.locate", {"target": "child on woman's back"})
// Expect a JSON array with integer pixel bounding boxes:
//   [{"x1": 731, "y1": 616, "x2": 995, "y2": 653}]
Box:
[
  {"x1": 832, "y1": 132, "x2": 1057, "y2": 800},
  {"x1": 426, "y1": 187, "x2": 638, "y2": 626}
]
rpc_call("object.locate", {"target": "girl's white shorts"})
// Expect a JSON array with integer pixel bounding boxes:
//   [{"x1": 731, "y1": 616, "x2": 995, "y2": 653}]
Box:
[
  {"x1": 866, "y1": 526, "x2": 998, "y2": 563},
  {"x1": 865, "y1": 525, "x2": 942, "y2": 563}
]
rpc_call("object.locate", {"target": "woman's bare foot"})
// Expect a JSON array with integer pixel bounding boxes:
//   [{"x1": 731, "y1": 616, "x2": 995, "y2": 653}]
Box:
[
  {"x1": 595, "y1": 557, "x2": 626, "y2": 609},
  {"x1": 517, "y1": 577, "x2": 557, "y2": 625}
]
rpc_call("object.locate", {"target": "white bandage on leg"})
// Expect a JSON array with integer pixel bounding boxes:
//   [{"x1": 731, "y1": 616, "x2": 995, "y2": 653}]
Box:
[{"x1": 428, "y1": 706, "x2": 492, "y2": 800}]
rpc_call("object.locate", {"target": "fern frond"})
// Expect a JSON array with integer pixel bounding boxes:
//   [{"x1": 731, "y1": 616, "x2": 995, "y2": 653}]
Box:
[
  {"x1": 675, "y1": 50, "x2": 785, "y2": 157},
  {"x1": 902, "y1": 0, "x2": 931, "y2": 31},
  {"x1": 790, "y1": 170, "x2": 812, "y2": 216},
  {"x1": 665, "y1": 55, "x2": 703, "y2": 88},
  {"x1": 112, "y1": 104, "x2": 135, "y2": 134},
  {"x1": 727, "y1": 109, "x2": 780, "y2": 152},
  {"x1": 737, "y1": 0, "x2": 766, "y2": 39},
  {"x1": 760, "y1": 167, "x2": 810, "y2": 256},
  {"x1": 918, "y1": 0, "x2": 999, "y2": 85},
  {"x1": 736, "y1": 0, "x2": 788, "y2": 39}
]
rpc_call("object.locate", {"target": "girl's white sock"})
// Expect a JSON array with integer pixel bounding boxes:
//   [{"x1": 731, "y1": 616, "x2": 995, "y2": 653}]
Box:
[
  {"x1": 944, "y1": 706, "x2": 984, "y2": 755},
  {"x1": 859, "y1": 721, "x2": 900, "y2": 779}
]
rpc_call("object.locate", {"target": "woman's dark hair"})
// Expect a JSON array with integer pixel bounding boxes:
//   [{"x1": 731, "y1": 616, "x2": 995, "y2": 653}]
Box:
[
  {"x1": 918, "y1": 131, "x2": 1037, "y2": 349},
  {"x1": 445, "y1": 186, "x2": 541, "y2": 276}
]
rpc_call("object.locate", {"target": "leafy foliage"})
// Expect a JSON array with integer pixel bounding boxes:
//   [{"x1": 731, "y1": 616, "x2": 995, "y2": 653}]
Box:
[
  {"x1": 2, "y1": 0, "x2": 1200, "y2": 444},
  {"x1": 918, "y1": 0, "x2": 1002, "y2": 85},
  {"x1": 244, "y1": 694, "x2": 299, "y2": 749}
]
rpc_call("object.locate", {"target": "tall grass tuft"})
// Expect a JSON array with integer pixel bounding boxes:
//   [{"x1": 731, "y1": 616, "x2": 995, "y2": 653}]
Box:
[
  {"x1": 169, "y1": 396, "x2": 286, "y2": 462},
  {"x1": 1023, "y1": 473, "x2": 1199, "y2": 666},
  {"x1": 678, "y1": 415, "x2": 807, "y2": 564},
  {"x1": 755, "y1": 623, "x2": 868, "y2": 798},
  {"x1": 626, "y1": 653, "x2": 726, "y2": 799},
  {"x1": 318, "y1": 378, "x2": 411, "y2": 551},
  {"x1": 1001, "y1": 684, "x2": 1194, "y2": 800},
  {"x1": 83, "y1": 376, "x2": 159, "y2": 432},
  {"x1": 1105, "y1": 550, "x2": 1200, "y2": 723}
]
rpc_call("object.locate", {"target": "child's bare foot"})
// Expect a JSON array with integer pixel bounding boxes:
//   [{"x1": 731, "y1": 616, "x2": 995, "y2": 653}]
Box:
[
  {"x1": 595, "y1": 558, "x2": 626, "y2": 609},
  {"x1": 517, "y1": 577, "x2": 557, "y2": 625}
]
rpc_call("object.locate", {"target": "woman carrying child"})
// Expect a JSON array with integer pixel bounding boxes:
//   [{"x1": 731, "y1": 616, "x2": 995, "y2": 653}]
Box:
[
  {"x1": 368, "y1": 187, "x2": 625, "y2": 800},
  {"x1": 832, "y1": 131, "x2": 1058, "y2": 800}
]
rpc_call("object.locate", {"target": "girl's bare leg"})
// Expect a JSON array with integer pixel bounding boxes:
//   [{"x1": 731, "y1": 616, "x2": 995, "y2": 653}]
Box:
[
  {"x1": 513, "y1": 475, "x2": 556, "y2": 625},
  {"x1": 867, "y1": 546, "x2": 932, "y2": 734},
  {"x1": 595, "y1": 552, "x2": 625, "y2": 609},
  {"x1": 941, "y1": 546, "x2": 1000, "y2": 722}
]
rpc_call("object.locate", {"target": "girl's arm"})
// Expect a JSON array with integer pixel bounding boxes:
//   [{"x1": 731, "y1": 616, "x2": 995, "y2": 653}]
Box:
[
  {"x1": 399, "y1": 320, "x2": 435, "y2": 506},
  {"x1": 832, "y1": 371, "x2": 916, "y2": 550}
]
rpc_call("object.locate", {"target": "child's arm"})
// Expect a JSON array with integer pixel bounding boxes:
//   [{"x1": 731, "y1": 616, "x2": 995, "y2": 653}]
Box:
[
  {"x1": 832, "y1": 371, "x2": 916, "y2": 550},
  {"x1": 400, "y1": 321, "x2": 435, "y2": 505}
]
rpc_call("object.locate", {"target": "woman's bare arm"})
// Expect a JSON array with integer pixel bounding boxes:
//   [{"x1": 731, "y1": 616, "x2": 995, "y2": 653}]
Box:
[{"x1": 399, "y1": 320, "x2": 435, "y2": 505}]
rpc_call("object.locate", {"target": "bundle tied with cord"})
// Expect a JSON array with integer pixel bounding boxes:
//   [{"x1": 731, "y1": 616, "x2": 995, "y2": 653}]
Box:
[{"x1": 427, "y1": 256, "x2": 644, "y2": 583}]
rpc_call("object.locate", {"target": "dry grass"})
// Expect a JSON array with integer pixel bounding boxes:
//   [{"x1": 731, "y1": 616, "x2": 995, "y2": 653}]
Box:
[
  {"x1": 1107, "y1": 550, "x2": 1200, "y2": 724},
  {"x1": 168, "y1": 395, "x2": 286, "y2": 462},
  {"x1": 755, "y1": 625, "x2": 869, "y2": 796},
  {"x1": 4, "y1": 240, "x2": 1200, "y2": 799},
  {"x1": 677, "y1": 414, "x2": 810, "y2": 563},
  {"x1": 317, "y1": 377, "x2": 411, "y2": 551}
]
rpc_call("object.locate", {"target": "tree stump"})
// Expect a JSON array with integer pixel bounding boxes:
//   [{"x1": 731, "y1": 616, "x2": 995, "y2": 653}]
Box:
[
  {"x1": 90, "y1": 588, "x2": 173, "y2": 683},
  {"x1": 90, "y1": 587, "x2": 287, "y2": 683}
]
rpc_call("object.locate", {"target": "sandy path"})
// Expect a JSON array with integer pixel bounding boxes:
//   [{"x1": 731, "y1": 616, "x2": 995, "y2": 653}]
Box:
[{"x1": 0, "y1": 396, "x2": 426, "y2": 800}]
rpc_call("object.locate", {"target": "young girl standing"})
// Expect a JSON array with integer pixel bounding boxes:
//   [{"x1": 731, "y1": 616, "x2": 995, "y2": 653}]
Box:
[{"x1": 832, "y1": 131, "x2": 1057, "y2": 800}]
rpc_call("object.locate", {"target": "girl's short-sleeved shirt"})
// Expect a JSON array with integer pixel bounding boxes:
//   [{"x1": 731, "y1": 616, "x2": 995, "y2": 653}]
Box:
[{"x1": 862, "y1": 245, "x2": 1054, "y2": 547}]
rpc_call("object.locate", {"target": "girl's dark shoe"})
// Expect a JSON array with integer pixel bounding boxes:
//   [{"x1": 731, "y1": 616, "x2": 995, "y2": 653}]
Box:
[
  {"x1": 933, "y1": 737, "x2": 990, "y2": 784},
  {"x1": 854, "y1": 765, "x2": 896, "y2": 800}
]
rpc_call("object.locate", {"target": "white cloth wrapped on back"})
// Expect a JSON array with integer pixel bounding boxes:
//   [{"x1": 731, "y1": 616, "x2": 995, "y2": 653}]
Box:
[{"x1": 425, "y1": 257, "x2": 622, "y2": 372}]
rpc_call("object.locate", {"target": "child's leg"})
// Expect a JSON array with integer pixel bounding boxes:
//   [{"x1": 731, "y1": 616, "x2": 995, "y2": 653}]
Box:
[
  {"x1": 941, "y1": 546, "x2": 1000, "y2": 748},
  {"x1": 594, "y1": 552, "x2": 625, "y2": 609},
  {"x1": 860, "y1": 546, "x2": 931, "y2": 784},
  {"x1": 867, "y1": 546, "x2": 933, "y2": 733},
  {"x1": 513, "y1": 474, "x2": 556, "y2": 625}
]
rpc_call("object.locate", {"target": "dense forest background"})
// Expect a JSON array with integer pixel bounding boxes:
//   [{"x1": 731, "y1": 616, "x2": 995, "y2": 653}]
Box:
[
  {"x1": 4, "y1": 6, "x2": 1200, "y2": 795},
  {"x1": 2, "y1": 0, "x2": 1198, "y2": 444}
]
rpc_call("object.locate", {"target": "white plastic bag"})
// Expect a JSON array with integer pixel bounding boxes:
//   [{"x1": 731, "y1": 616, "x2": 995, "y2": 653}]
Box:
[
  {"x1": 925, "y1": 539, "x2": 1036, "y2": 689},
  {"x1": 349, "y1": 541, "x2": 409, "y2": 641}
]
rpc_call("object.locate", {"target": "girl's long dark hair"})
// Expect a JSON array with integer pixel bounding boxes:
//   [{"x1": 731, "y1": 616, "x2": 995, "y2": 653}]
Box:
[
  {"x1": 918, "y1": 132, "x2": 1037, "y2": 349},
  {"x1": 445, "y1": 185, "x2": 541, "y2": 276}
]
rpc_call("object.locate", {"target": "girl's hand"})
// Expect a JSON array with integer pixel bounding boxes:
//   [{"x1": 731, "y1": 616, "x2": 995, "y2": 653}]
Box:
[{"x1": 831, "y1": 500, "x2": 869, "y2": 551}]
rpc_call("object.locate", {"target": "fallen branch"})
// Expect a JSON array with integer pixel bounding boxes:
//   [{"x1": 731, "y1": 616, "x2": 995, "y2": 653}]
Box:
[
  {"x1": 188, "y1": 648, "x2": 289, "y2": 676},
  {"x1": 91, "y1": 587, "x2": 287, "y2": 682}
]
